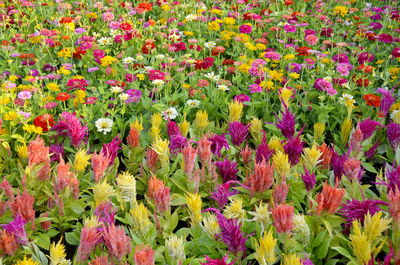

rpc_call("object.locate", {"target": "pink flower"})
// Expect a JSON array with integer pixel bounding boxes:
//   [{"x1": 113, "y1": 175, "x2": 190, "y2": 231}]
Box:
[
  {"x1": 239, "y1": 24, "x2": 252, "y2": 33},
  {"x1": 102, "y1": 12, "x2": 115, "y2": 22},
  {"x1": 304, "y1": 34, "x2": 318, "y2": 45},
  {"x1": 272, "y1": 203, "x2": 294, "y2": 233},
  {"x1": 134, "y1": 245, "x2": 155, "y2": 265},
  {"x1": 103, "y1": 224, "x2": 131, "y2": 260},
  {"x1": 77, "y1": 226, "x2": 101, "y2": 262},
  {"x1": 28, "y1": 136, "x2": 51, "y2": 180}
]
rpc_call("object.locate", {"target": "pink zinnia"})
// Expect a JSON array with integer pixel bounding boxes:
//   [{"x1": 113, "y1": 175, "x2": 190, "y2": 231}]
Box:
[
  {"x1": 304, "y1": 34, "x2": 318, "y2": 45},
  {"x1": 272, "y1": 203, "x2": 294, "y2": 233},
  {"x1": 239, "y1": 24, "x2": 252, "y2": 33}
]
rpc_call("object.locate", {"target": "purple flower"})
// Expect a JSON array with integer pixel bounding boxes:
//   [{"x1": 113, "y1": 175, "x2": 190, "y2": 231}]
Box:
[
  {"x1": 383, "y1": 164, "x2": 400, "y2": 192},
  {"x1": 1, "y1": 215, "x2": 28, "y2": 245},
  {"x1": 167, "y1": 121, "x2": 181, "y2": 138},
  {"x1": 228, "y1": 122, "x2": 249, "y2": 146},
  {"x1": 302, "y1": 167, "x2": 316, "y2": 191},
  {"x1": 302, "y1": 258, "x2": 314, "y2": 265},
  {"x1": 377, "y1": 87, "x2": 396, "y2": 117},
  {"x1": 201, "y1": 256, "x2": 234, "y2": 265},
  {"x1": 387, "y1": 122, "x2": 400, "y2": 148},
  {"x1": 331, "y1": 149, "x2": 348, "y2": 180},
  {"x1": 332, "y1": 53, "x2": 350, "y2": 63},
  {"x1": 313, "y1": 78, "x2": 333, "y2": 92},
  {"x1": 274, "y1": 106, "x2": 296, "y2": 139},
  {"x1": 287, "y1": 63, "x2": 303, "y2": 73},
  {"x1": 234, "y1": 94, "x2": 250, "y2": 103},
  {"x1": 284, "y1": 24, "x2": 296, "y2": 33},
  {"x1": 249, "y1": 84, "x2": 262, "y2": 93},
  {"x1": 94, "y1": 201, "x2": 116, "y2": 225},
  {"x1": 169, "y1": 135, "x2": 187, "y2": 154},
  {"x1": 336, "y1": 63, "x2": 352, "y2": 77},
  {"x1": 359, "y1": 118, "x2": 381, "y2": 140},
  {"x1": 358, "y1": 52, "x2": 374, "y2": 65},
  {"x1": 205, "y1": 208, "x2": 249, "y2": 256},
  {"x1": 239, "y1": 24, "x2": 252, "y2": 33},
  {"x1": 365, "y1": 142, "x2": 380, "y2": 159},
  {"x1": 255, "y1": 133, "x2": 274, "y2": 163},
  {"x1": 209, "y1": 134, "x2": 229, "y2": 157},
  {"x1": 17, "y1": 90, "x2": 32, "y2": 100},
  {"x1": 125, "y1": 89, "x2": 142, "y2": 103},
  {"x1": 339, "y1": 199, "x2": 386, "y2": 232},
  {"x1": 210, "y1": 182, "x2": 239, "y2": 209},
  {"x1": 101, "y1": 136, "x2": 122, "y2": 165},
  {"x1": 283, "y1": 134, "x2": 304, "y2": 165},
  {"x1": 49, "y1": 143, "x2": 65, "y2": 162},
  {"x1": 215, "y1": 159, "x2": 238, "y2": 182},
  {"x1": 52, "y1": 112, "x2": 88, "y2": 147}
]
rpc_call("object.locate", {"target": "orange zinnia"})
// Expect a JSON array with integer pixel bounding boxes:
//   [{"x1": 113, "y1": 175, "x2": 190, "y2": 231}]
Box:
[{"x1": 363, "y1": 94, "x2": 381, "y2": 107}]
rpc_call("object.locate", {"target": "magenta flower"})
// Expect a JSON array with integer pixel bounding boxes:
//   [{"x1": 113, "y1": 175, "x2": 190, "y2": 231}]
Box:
[
  {"x1": 101, "y1": 135, "x2": 122, "y2": 166},
  {"x1": 377, "y1": 87, "x2": 396, "y2": 117},
  {"x1": 208, "y1": 134, "x2": 229, "y2": 157},
  {"x1": 201, "y1": 256, "x2": 234, "y2": 265},
  {"x1": 359, "y1": 118, "x2": 381, "y2": 140},
  {"x1": 210, "y1": 182, "x2": 239, "y2": 209},
  {"x1": 283, "y1": 134, "x2": 304, "y2": 165},
  {"x1": 52, "y1": 112, "x2": 88, "y2": 147},
  {"x1": 228, "y1": 122, "x2": 249, "y2": 146},
  {"x1": 94, "y1": 201, "x2": 116, "y2": 225},
  {"x1": 302, "y1": 167, "x2": 316, "y2": 192},
  {"x1": 239, "y1": 25, "x2": 252, "y2": 33},
  {"x1": 1, "y1": 215, "x2": 28, "y2": 245},
  {"x1": 255, "y1": 132, "x2": 274, "y2": 163},
  {"x1": 387, "y1": 122, "x2": 400, "y2": 148},
  {"x1": 274, "y1": 106, "x2": 295, "y2": 139},
  {"x1": 215, "y1": 159, "x2": 238, "y2": 182}
]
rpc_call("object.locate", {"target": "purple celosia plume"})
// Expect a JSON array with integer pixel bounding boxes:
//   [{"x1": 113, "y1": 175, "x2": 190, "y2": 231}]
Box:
[
  {"x1": 49, "y1": 143, "x2": 65, "y2": 162},
  {"x1": 208, "y1": 134, "x2": 229, "y2": 157},
  {"x1": 170, "y1": 135, "x2": 187, "y2": 154},
  {"x1": 210, "y1": 181, "x2": 240, "y2": 209},
  {"x1": 283, "y1": 133, "x2": 304, "y2": 165},
  {"x1": 359, "y1": 118, "x2": 381, "y2": 140},
  {"x1": 255, "y1": 132, "x2": 274, "y2": 163},
  {"x1": 377, "y1": 87, "x2": 396, "y2": 117},
  {"x1": 331, "y1": 149, "x2": 348, "y2": 180},
  {"x1": 167, "y1": 121, "x2": 181, "y2": 138},
  {"x1": 201, "y1": 256, "x2": 234, "y2": 265},
  {"x1": 302, "y1": 167, "x2": 316, "y2": 192},
  {"x1": 215, "y1": 159, "x2": 238, "y2": 182},
  {"x1": 94, "y1": 201, "x2": 116, "y2": 225},
  {"x1": 228, "y1": 122, "x2": 249, "y2": 146},
  {"x1": 1, "y1": 215, "x2": 28, "y2": 245},
  {"x1": 274, "y1": 105, "x2": 295, "y2": 139},
  {"x1": 387, "y1": 122, "x2": 400, "y2": 148}
]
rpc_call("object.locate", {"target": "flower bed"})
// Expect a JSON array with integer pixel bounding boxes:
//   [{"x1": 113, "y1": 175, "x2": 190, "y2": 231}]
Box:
[{"x1": 0, "y1": 0, "x2": 399, "y2": 264}]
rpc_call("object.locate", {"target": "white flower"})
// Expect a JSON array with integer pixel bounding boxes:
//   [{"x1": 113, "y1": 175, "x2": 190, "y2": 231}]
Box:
[
  {"x1": 119, "y1": 93, "x2": 130, "y2": 101},
  {"x1": 97, "y1": 37, "x2": 113, "y2": 46},
  {"x1": 162, "y1": 107, "x2": 178, "y2": 120},
  {"x1": 136, "y1": 55, "x2": 144, "y2": 61},
  {"x1": 155, "y1": 54, "x2": 165, "y2": 60},
  {"x1": 144, "y1": 66, "x2": 154, "y2": 71},
  {"x1": 152, "y1": 79, "x2": 165, "y2": 86},
  {"x1": 217, "y1": 85, "x2": 229, "y2": 91},
  {"x1": 185, "y1": 14, "x2": 198, "y2": 21},
  {"x1": 186, "y1": 99, "x2": 200, "y2": 107},
  {"x1": 339, "y1": 93, "x2": 353, "y2": 104},
  {"x1": 204, "y1": 72, "x2": 220, "y2": 81},
  {"x1": 204, "y1": 41, "x2": 216, "y2": 49},
  {"x1": 95, "y1": 118, "x2": 113, "y2": 134},
  {"x1": 110, "y1": 86, "x2": 123, "y2": 93},
  {"x1": 391, "y1": 110, "x2": 400, "y2": 123},
  {"x1": 122, "y1": 57, "x2": 136, "y2": 64},
  {"x1": 169, "y1": 34, "x2": 181, "y2": 42}
]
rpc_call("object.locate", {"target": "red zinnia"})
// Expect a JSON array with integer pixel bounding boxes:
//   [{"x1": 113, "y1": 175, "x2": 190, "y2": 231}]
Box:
[
  {"x1": 296, "y1": 46, "x2": 311, "y2": 56},
  {"x1": 142, "y1": 42, "x2": 156, "y2": 54},
  {"x1": 119, "y1": 23, "x2": 132, "y2": 31},
  {"x1": 33, "y1": 114, "x2": 54, "y2": 132},
  {"x1": 356, "y1": 78, "x2": 369, "y2": 87},
  {"x1": 56, "y1": 92, "x2": 71, "y2": 101},
  {"x1": 363, "y1": 94, "x2": 381, "y2": 107},
  {"x1": 59, "y1": 17, "x2": 74, "y2": 24}
]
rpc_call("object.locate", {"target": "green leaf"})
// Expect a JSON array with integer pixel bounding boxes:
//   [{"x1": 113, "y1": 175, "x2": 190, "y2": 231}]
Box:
[
  {"x1": 315, "y1": 237, "x2": 331, "y2": 259},
  {"x1": 65, "y1": 231, "x2": 80, "y2": 246},
  {"x1": 362, "y1": 162, "x2": 377, "y2": 173},
  {"x1": 331, "y1": 246, "x2": 355, "y2": 261},
  {"x1": 321, "y1": 218, "x2": 333, "y2": 237},
  {"x1": 35, "y1": 233, "x2": 50, "y2": 249},
  {"x1": 70, "y1": 204, "x2": 85, "y2": 215}
]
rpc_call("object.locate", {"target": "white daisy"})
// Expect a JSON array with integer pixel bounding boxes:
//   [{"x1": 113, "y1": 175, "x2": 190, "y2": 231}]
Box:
[
  {"x1": 186, "y1": 99, "x2": 200, "y2": 107},
  {"x1": 152, "y1": 79, "x2": 165, "y2": 86},
  {"x1": 204, "y1": 41, "x2": 216, "y2": 49},
  {"x1": 162, "y1": 107, "x2": 178, "y2": 120},
  {"x1": 95, "y1": 118, "x2": 113, "y2": 134},
  {"x1": 204, "y1": 72, "x2": 220, "y2": 81},
  {"x1": 122, "y1": 57, "x2": 136, "y2": 64},
  {"x1": 110, "y1": 86, "x2": 123, "y2": 93},
  {"x1": 217, "y1": 85, "x2": 229, "y2": 91},
  {"x1": 119, "y1": 93, "x2": 130, "y2": 101}
]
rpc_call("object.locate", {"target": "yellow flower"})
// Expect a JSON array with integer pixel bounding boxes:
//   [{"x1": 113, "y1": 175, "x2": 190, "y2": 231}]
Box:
[
  {"x1": 151, "y1": 113, "x2": 163, "y2": 128},
  {"x1": 117, "y1": 172, "x2": 136, "y2": 203},
  {"x1": 161, "y1": 4, "x2": 170, "y2": 11},
  {"x1": 131, "y1": 118, "x2": 144, "y2": 132},
  {"x1": 256, "y1": 43, "x2": 266, "y2": 50},
  {"x1": 47, "y1": 82, "x2": 60, "y2": 91},
  {"x1": 268, "y1": 70, "x2": 283, "y2": 81},
  {"x1": 363, "y1": 212, "x2": 390, "y2": 242},
  {"x1": 16, "y1": 144, "x2": 28, "y2": 159},
  {"x1": 268, "y1": 136, "x2": 283, "y2": 152},
  {"x1": 49, "y1": 239, "x2": 70, "y2": 265},
  {"x1": 202, "y1": 213, "x2": 220, "y2": 237},
  {"x1": 57, "y1": 48, "x2": 72, "y2": 59},
  {"x1": 220, "y1": 30, "x2": 235, "y2": 40},
  {"x1": 93, "y1": 181, "x2": 115, "y2": 206},
  {"x1": 302, "y1": 144, "x2": 322, "y2": 171},
  {"x1": 15, "y1": 256, "x2": 40, "y2": 265},
  {"x1": 151, "y1": 137, "x2": 170, "y2": 163},
  {"x1": 210, "y1": 8, "x2": 223, "y2": 15},
  {"x1": 180, "y1": 114, "x2": 190, "y2": 137},
  {"x1": 84, "y1": 215, "x2": 100, "y2": 229},
  {"x1": 100, "y1": 56, "x2": 117, "y2": 67},
  {"x1": 73, "y1": 149, "x2": 92, "y2": 171},
  {"x1": 341, "y1": 118, "x2": 353, "y2": 145},
  {"x1": 313, "y1": 122, "x2": 325, "y2": 142},
  {"x1": 238, "y1": 63, "x2": 251, "y2": 73},
  {"x1": 282, "y1": 254, "x2": 302, "y2": 265},
  {"x1": 194, "y1": 110, "x2": 209, "y2": 131},
  {"x1": 73, "y1": 89, "x2": 86, "y2": 107},
  {"x1": 136, "y1": 73, "x2": 145, "y2": 80},
  {"x1": 272, "y1": 151, "x2": 290, "y2": 178},
  {"x1": 229, "y1": 101, "x2": 243, "y2": 122},
  {"x1": 57, "y1": 66, "x2": 71, "y2": 75},
  {"x1": 130, "y1": 202, "x2": 151, "y2": 231},
  {"x1": 250, "y1": 117, "x2": 263, "y2": 143},
  {"x1": 4, "y1": 111, "x2": 20, "y2": 121},
  {"x1": 250, "y1": 203, "x2": 270, "y2": 229},
  {"x1": 185, "y1": 193, "x2": 202, "y2": 224},
  {"x1": 149, "y1": 126, "x2": 161, "y2": 141},
  {"x1": 0, "y1": 96, "x2": 11, "y2": 105},
  {"x1": 255, "y1": 229, "x2": 277, "y2": 265},
  {"x1": 321, "y1": 58, "x2": 331, "y2": 64},
  {"x1": 184, "y1": 31, "x2": 194, "y2": 36},
  {"x1": 208, "y1": 21, "x2": 220, "y2": 31},
  {"x1": 9, "y1": 75, "x2": 18, "y2": 81},
  {"x1": 350, "y1": 221, "x2": 371, "y2": 265},
  {"x1": 284, "y1": 54, "x2": 295, "y2": 60},
  {"x1": 65, "y1": 22, "x2": 75, "y2": 31},
  {"x1": 224, "y1": 198, "x2": 246, "y2": 220},
  {"x1": 288, "y1": 72, "x2": 300, "y2": 79},
  {"x1": 280, "y1": 88, "x2": 293, "y2": 106},
  {"x1": 333, "y1": 5, "x2": 348, "y2": 16},
  {"x1": 260, "y1": 80, "x2": 275, "y2": 90},
  {"x1": 23, "y1": 124, "x2": 43, "y2": 135}
]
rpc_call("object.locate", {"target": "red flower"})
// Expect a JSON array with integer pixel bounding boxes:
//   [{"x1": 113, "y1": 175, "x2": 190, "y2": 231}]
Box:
[
  {"x1": 141, "y1": 42, "x2": 156, "y2": 54},
  {"x1": 355, "y1": 78, "x2": 369, "y2": 87},
  {"x1": 363, "y1": 94, "x2": 381, "y2": 107},
  {"x1": 56, "y1": 92, "x2": 71, "y2": 101},
  {"x1": 119, "y1": 23, "x2": 132, "y2": 31},
  {"x1": 59, "y1": 17, "x2": 74, "y2": 24},
  {"x1": 33, "y1": 114, "x2": 54, "y2": 132},
  {"x1": 137, "y1": 2, "x2": 152, "y2": 12},
  {"x1": 296, "y1": 46, "x2": 311, "y2": 56}
]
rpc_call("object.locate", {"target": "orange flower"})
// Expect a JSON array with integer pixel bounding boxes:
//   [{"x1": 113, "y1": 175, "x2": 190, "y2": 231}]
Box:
[
  {"x1": 134, "y1": 245, "x2": 155, "y2": 265},
  {"x1": 147, "y1": 176, "x2": 170, "y2": 213},
  {"x1": 316, "y1": 183, "x2": 345, "y2": 215},
  {"x1": 127, "y1": 127, "x2": 140, "y2": 148},
  {"x1": 318, "y1": 143, "x2": 332, "y2": 169},
  {"x1": 56, "y1": 92, "x2": 71, "y2": 101},
  {"x1": 363, "y1": 94, "x2": 381, "y2": 107},
  {"x1": 0, "y1": 230, "x2": 18, "y2": 256},
  {"x1": 28, "y1": 136, "x2": 51, "y2": 180}
]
